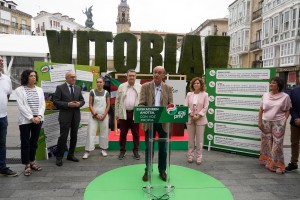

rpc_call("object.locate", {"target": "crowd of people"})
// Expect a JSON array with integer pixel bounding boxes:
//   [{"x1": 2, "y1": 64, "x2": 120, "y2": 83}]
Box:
[{"x1": 0, "y1": 56, "x2": 299, "y2": 179}]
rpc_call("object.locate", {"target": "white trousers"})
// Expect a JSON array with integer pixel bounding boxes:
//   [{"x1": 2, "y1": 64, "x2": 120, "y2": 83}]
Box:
[{"x1": 85, "y1": 115, "x2": 109, "y2": 151}]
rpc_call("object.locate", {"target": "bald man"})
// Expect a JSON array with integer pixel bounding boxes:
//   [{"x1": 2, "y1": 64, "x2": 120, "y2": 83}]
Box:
[
  {"x1": 139, "y1": 66, "x2": 173, "y2": 182},
  {"x1": 53, "y1": 71, "x2": 85, "y2": 166}
]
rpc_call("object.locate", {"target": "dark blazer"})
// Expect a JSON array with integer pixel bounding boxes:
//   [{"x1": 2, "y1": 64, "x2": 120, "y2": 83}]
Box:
[
  {"x1": 290, "y1": 86, "x2": 300, "y2": 127},
  {"x1": 139, "y1": 81, "x2": 173, "y2": 133},
  {"x1": 53, "y1": 83, "x2": 85, "y2": 122}
]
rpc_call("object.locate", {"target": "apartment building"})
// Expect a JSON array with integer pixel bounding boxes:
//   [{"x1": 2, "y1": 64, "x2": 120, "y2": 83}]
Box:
[
  {"x1": 0, "y1": 0, "x2": 32, "y2": 35},
  {"x1": 191, "y1": 18, "x2": 229, "y2": 68},
  {"x1": 228, "y1": 0, "x2": 252, "y2": 68},
  {"x1": 261, "y1": 0, "x2": 300, "y2": 86},
  {"x1": 250, "y1": 0, "x2": 263, "y2": 68},
  {"x1": 34, "y1": 11, "x2": 85, "y2": 36}
]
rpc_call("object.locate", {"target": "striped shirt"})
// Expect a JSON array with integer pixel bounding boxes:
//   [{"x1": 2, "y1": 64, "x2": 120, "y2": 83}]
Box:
[{"x1": 24, "y1": 86, "x2": 39, "y2": 116}]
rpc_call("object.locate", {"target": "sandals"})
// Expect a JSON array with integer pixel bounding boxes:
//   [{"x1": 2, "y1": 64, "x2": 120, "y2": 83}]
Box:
[
  {"x1": 30, "y1": 162, "x2": 42, "y2": 171},
  {"x1": 24, "y1": 166, "x2": 31, "y2": 176}
]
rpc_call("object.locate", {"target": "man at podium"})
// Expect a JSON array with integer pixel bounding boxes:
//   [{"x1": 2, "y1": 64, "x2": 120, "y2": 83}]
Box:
[{"x1": 139, "y1": 66, "x2": 173, "y2": 182}]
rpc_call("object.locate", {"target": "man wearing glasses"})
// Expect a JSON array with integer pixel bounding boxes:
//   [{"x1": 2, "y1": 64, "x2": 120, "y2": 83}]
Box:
[
  {"x1": 53, "y1": 71, "x2": 85, "y2": 166},
  {"x1": 139, "y1": 66, "x2": 173, "y2": 182}
]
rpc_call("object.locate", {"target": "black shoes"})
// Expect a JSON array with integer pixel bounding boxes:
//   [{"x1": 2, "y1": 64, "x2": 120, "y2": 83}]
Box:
[
  {"x1": 133, "y1": 152, "x2": 140, "y2": 160},
  {"x1": 0, "y1": 167, "x2": 18, "y2": 177},
  {"x1": 285, "y1": 163, "x2": 298, "y2": 172},
  {"x1": 118, "y1": 152, "x2": 140, "y2": 160},
  {"x1": 67, "y1": 155, "x2": 79, "y2": 162},
  {"x1": 142, "y1": 171, "x2": 167, "y2": 182},
  {"x1": 159, "y1": 171, "x2": 167, "y2": 181},
  {"x1": 56, "y1": 158, "x2": 63, "y2": 167},
  {"x1": 142, "y1": 172, "x2": 148, "y2": 182},
  {"x1": 118, "y1": 152, "x2": 126, "y2": 160}
]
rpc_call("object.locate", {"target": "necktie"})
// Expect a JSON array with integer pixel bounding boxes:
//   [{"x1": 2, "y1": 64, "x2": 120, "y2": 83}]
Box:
[{"x1": 69, "y1": 85, "x2": 74, "y2": 99}]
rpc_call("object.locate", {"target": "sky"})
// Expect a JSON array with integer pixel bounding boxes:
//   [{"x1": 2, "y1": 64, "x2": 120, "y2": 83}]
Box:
[{"x1": 14, "y1": 0, "x2": 233, "y2": 34}]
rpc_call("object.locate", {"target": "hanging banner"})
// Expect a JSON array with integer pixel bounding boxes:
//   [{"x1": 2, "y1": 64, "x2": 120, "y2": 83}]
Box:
[
  {"x1": 35, "y1": 61, "x2": 99, "y2": 159},
  {"x1": 204, "y1": 68, "x2": 276, "y2": 156}
]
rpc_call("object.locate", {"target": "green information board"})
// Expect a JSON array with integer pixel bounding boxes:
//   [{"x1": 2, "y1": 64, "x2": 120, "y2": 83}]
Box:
[
  {"x1": 34, "y1": 61, "x2": 99, "y2": 160},
  {"x1": 204, "y1": 68, "x2": 276, "y2": 156},
  {"x1": 134, "y1": 105, "x2": 188, "y2": 123}
]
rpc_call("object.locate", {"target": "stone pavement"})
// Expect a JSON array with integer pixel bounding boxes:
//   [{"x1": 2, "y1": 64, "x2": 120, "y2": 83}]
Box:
[{"x1": 1, "y1": 102, "x2": 299, "y2": 200}]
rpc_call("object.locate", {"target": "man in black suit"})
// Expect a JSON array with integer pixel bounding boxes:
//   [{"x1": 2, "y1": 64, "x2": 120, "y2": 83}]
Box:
[{"x1": 53, "y1": 71, "x2": 85, "y2": 166}]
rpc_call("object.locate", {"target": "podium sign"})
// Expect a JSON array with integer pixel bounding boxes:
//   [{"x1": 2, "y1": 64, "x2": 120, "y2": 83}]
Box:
[
  {"x1": 134, "y1": 105, "x2": 188, "y2": 199},
  {"x1": 134, "y1": 105, "x2": 188, "y2": 123}
]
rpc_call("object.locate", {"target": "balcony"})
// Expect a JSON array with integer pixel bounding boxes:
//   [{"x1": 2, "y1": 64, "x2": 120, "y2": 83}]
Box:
[
  {"x1": 252, "y1": 60, "x2": 263, "y2": 68},
  {"x1": 250, "y1": 40, "x2": 261, "y2": 51},
  {"x1": 20, "y1": 24, "x2": 31, "y2": 31},
  {"x1": 252, "y1": 8, "x2": 262, "y2": 21},
  {"x1": 11, "y1": 22, "x2": 18, "y2": 28},
  {"x1": 0, "y1": 18, "x2": 10, "y2": 26}
]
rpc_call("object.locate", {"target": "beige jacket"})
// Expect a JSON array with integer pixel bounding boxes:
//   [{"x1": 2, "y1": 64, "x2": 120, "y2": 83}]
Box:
[
  {"x1": 115, "y1": 81, "x2": 141, "y2": 120},
  {"x1": 139, "y1": 81, "x2": 173, "y2": 133}
]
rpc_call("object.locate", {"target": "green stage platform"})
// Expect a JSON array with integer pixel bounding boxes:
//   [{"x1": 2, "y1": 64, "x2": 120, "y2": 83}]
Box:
[{"x1": 84, "y1": 164, "x2": 233, "y2": 200}]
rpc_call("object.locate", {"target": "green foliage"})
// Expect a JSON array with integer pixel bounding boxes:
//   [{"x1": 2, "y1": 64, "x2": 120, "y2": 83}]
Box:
[
  {"x1": 113, "y1": 32, "x2": 137, "y2": 73},
  {"x1": 77, "y1": 31, "x2": 90, "y2": 65},
  {"x1": 89, "y1": 31, "x2": 113, "y2": 73},
  {"x1": 178, "y1": 35, "x2": 203, "y2": 81},
  {"x1": 46, "y1": 30, "x2": 73, "y2": 64},
  {"x1": 140, "y1": 33, "x2": 163, "y2": 73},
  {"x1": 164, "y1": 34, "x2": 177, "y2": 74},
  {"x1": 205, "y1": 36, "x2": 230, "y2": 68}
]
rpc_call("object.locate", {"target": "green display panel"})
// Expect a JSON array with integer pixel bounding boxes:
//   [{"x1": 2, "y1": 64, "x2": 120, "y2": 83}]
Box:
[{"x1": 204, "y1": 68, "x2": 276, "y2": 156}]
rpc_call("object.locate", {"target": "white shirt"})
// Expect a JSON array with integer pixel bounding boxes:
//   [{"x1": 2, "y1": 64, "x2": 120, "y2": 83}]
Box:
[
  {"x1": 154, "y1": 83, "x2": 162, "y2": 106},
  {"x1": 125, "y1": 86, "x2": 137, "y2": 110},
  {"x1": 0, "y1": 73, "x2": 12, "y2": 118}
]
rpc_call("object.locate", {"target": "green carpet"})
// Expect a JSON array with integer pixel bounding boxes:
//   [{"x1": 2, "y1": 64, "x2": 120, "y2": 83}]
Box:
[{"x1": 84, "y1": 164, "x2": 233, "y2": 200}]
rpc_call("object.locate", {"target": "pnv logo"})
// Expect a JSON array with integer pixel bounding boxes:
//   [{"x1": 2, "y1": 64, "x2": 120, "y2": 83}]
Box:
[
  {"x1": 166, "y1": 104, "x2": 177, "y2": 115},
  {"x1": 166, "y1": 104, "x2": 186, "y2": 119}
]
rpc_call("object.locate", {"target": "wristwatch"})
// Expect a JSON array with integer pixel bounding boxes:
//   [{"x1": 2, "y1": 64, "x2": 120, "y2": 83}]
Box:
[{"x1": 37, "y1": 115, "x2": 42, "y2": 119}]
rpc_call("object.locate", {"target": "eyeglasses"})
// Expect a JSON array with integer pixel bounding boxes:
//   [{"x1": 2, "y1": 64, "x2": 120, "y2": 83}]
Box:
[{"x1": 153, "y1": 71, "x2": 164, "y2": 75}]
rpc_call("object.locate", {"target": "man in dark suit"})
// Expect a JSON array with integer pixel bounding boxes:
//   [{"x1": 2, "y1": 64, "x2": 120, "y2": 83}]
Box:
[
  {"x1": 139, "y1": 66, "x2": 173, "y2": 182},
  {"x1": 285, "y1": 86, "x2": 300, "y2": 172},
  {"x1": 53, "y1": 71, "x2": 85, "y2": 166}
]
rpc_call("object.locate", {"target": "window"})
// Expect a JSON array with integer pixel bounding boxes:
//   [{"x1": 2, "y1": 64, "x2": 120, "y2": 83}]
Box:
[
  {"x1": 273, "y1": 16, "x2": 279, "y2": 34},
  {"x1": 283, "y1": 11, "x2": 290, "y2": 31},
  {"x1": 1, "y1": 27, "x2": 7, "y2": 33},
  {"x1": 11, "y1": 17, "x2": 17, "y2": 28},
  {"x1": 292, "y1": 8, "x2": 296, "y2": 29},
  {"x1": 21, "y1": 19, "x2": 26, "y2": 29},
  {"x1": 222, "y1": 32, "x2": 227, "y2": 36},
  {"x1": 280, "y1": 42, "x2": 294, "y2": 56},
  {"x1": 263, "y1": 20, "x2": 270, "y2": 38},
  {"x1": 256, "y1": 29, "x2": 261, "y2": 41}
]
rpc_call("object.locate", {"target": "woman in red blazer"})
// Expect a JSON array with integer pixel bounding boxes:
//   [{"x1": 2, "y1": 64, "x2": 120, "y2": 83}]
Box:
[{"x1": 184, "y1": 77, "x2": 209, "y2": 164}]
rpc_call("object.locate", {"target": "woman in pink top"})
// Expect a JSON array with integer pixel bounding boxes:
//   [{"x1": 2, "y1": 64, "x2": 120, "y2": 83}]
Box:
[
  {"x1": 184, "y1": 77, "x2": 208, "y2": 165},
  {"x1": 258, "y1": 77, "x2": 291, "y2": 174}
]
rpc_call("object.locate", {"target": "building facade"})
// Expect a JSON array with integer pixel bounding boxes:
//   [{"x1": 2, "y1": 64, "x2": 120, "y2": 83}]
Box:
[
  {"x1": 191, "y1": 18, "x2": 229, "y2": 68},
  {"x1": 33, "y1": 11, "x2": 85, "y2": 36},
  {"x1": 261, "y1": 0, "x2": 300, "y2": 86},
  {"x1": 228, "y1": 0, "x2": 252, "y2": 68},
  {"x1": 250, "y1": 0, "x2": 263, "y2": 68},
  {"x1": 0, "y1": 0, "x2": 32, "y2": 35}
]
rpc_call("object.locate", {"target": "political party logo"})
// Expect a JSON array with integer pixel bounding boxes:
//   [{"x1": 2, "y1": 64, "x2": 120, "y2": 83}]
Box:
[
  {"x1": 40, "y1": 65, "x2": 50, "y2": 73},
  {"x1": 166, "y1": 103, "x2": 177, "y2": 115}
]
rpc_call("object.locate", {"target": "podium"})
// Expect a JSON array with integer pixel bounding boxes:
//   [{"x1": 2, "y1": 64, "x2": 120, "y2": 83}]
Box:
[{"x1": 134, "y1": 105, "x2": 188, "y2": 199}]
